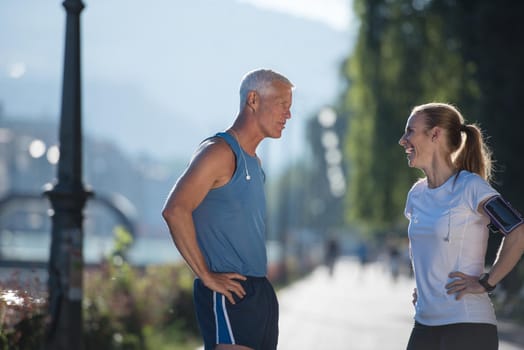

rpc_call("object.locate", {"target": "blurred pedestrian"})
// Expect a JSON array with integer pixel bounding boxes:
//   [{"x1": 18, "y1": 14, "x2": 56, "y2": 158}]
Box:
[
  {"x1": 325, "y1": 236, "x2": 340, "y2": 277},
  {"x1": 388, "y1": 243, "x2": 401, "y2": 282},
  {"x1": 356, "y1": 240, "x2": 369, "y2": 267},
  {"x1": 162, "y1": 68, "x2": 294, "y2": 350},
  {"x1": 398, "y1": 102, "x2": 524, "y2": 350}
]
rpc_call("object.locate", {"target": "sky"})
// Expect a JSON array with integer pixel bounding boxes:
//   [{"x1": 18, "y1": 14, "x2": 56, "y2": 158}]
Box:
[
  {"x1": 0, "y1": 0, "x2": 357, "y2": 174},
  {"x1": 239, "y1": 0, "x2": 353, "y2": 31}
]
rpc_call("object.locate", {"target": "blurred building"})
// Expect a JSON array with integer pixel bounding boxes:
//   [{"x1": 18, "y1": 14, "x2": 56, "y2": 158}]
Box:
[{"x1": 0, "y1": 108, "x2": 185, "y2": 266}]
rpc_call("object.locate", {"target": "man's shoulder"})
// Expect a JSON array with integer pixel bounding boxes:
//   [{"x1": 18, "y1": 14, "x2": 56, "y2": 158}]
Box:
[{"x1": 196, "y1": 136, "x2": 232, "y2": 157}]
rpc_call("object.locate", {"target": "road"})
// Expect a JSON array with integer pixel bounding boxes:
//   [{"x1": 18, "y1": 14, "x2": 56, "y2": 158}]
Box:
[{"x1": 277, "y1": 257, "x2": 524, "y2": 350}]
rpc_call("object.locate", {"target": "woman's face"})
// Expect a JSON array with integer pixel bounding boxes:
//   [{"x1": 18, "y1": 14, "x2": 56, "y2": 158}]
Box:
[{"x1": 398, "y1": 113, "x2": 433, "y2": 169}]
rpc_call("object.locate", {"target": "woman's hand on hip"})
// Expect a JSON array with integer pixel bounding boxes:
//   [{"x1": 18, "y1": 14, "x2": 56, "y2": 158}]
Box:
[{"x1": 446, "y1": 271, "x2": 486, "y2": 300}]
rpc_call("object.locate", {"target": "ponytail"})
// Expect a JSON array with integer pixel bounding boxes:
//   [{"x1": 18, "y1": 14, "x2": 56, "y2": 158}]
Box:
[{"x1": 454, "y1": 124, "x2": 493, "y2": 181}]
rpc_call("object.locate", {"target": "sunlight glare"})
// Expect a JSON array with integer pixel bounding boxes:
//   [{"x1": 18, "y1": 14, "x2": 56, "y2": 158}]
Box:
[
  {"x1": 47, "y1": 145, "x2": 60, "y2": 164},
  {"x1": 318, "y1": 107, "x2": 337, "y2": 128},
  {"x1": 8, "y1": 62, "x2": 26, "y2": 79},
  {"x1": 0, "y1": 290, "x2": 24, "y2": 306},
  {"x1": 29, "y1": 139, "x2": 47, "y2": 158}
]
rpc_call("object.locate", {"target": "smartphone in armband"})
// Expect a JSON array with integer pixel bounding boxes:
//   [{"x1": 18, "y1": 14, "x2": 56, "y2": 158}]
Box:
[{"x1": 483, "y1": 195, "x2": 524, "y2": 235}]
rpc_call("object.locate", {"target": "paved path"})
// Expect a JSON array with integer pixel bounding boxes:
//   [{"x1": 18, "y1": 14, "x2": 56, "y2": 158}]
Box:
[{"x1": 277, "y1": 257, "x2": 524, "y2": 350}]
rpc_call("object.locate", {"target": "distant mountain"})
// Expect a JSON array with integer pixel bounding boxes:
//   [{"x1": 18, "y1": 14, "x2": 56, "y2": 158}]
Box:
[{"x1": 0, "y1": 0, "x2": 353, "y2": 166}]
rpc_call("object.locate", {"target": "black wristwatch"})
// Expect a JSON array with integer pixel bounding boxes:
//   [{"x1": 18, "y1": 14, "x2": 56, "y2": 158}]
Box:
[{"x1": 478, "y1": 273, "x2": 496, "y2": 292}]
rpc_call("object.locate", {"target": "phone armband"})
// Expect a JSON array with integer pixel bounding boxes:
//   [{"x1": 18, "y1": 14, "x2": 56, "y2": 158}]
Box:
[{"x1": 483, "y1": 195, "x2": 524, "y2": 235}]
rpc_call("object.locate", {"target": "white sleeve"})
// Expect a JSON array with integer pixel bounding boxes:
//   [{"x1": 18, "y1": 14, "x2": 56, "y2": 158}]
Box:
[{"x1": 464, "y1": 174, "x2": 499, "y2": 212}]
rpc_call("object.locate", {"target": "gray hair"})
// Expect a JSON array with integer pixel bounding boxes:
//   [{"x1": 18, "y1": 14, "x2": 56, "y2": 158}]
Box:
[{"x1": 239, "y1": 68, "x2": 294, "y2": 110}]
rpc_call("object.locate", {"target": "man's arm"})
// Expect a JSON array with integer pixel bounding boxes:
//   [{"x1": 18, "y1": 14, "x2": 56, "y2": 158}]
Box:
[
  {"x1": 446, "y1": 198, "x2": 524, "y2": 299},
  {"x1": 162, "y1": 139, "x2": 246, "y2": 304}
]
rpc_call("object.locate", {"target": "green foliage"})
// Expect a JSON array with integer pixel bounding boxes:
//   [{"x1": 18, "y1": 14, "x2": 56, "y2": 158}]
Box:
[
  {"x1": 83, "y1": 261, "x2": 199, "y2": 350},
  {"x1": 0, "y1": 273, "x2": 46, "y2": 350},
  {"x1": 340, "y1": 0, "x2": 482, "y2": 232},
  {"x1": 83, "y1": 226, "x2": 199, "y2": 349},
  {"x1": 0, "y1": 227, "x2": 200, "y2": 350},
  {"x1": 338, "y1": 0, "x2": 524, "y2": 316},
  {"x1": 450, "y1": 0, "x2": 524, "y2": 212},
  {"x1": 0, "y1": 313, "x2": 46, "y2": 350},
  {"x1": 0, "y1": 333, "x2": 7, "y2": 350},
  {"x1": 342, "y1": 0, "x2": 524, "y2": 228},
  {"x1": 144, "y1": 323, "x2": 201, "y2": 350},
  {"x1": 112, "y1": 225, "x2": 134, "y2": 260},
  {"x1": 84, "y1": 263, "x2": 198, "y2": 350}
]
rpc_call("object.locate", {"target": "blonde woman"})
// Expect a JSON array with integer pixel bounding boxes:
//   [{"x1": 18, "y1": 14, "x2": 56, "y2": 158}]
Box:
[{"x1": 398, "y1": 102, "x2": 524, "y2": 349}]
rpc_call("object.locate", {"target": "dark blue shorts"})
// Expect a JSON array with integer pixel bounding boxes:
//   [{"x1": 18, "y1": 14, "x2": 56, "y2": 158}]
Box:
[{"x1": 193, "y1": 276, "x2": 279, "y2": 350}]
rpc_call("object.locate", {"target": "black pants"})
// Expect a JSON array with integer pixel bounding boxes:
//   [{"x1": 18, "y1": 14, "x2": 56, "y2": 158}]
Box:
[{"x1": 407, "y1": 321, "x2": 498, "y2": 350}]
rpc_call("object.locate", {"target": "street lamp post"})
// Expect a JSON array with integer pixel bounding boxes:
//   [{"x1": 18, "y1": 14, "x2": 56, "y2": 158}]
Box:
[{"x1": 44, "y1": 0, "x2": 90, "y2": 349}]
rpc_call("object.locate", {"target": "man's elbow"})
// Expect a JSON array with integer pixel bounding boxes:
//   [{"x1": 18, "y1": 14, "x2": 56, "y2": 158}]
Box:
[
  {"x1": 162, "y1": 203, "x2": 188, "y2": 224},
  {"x1": 161, "y1": 203, "x2": 176, "y2": 223}
]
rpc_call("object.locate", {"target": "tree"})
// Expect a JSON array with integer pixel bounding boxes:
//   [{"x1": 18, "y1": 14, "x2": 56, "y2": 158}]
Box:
[
  {"x1": 340, "y1": 0, "x2": 478, "y2": 232},
  {"x1": 338, "y1": 0, "x2": 524, "y2": 307}
]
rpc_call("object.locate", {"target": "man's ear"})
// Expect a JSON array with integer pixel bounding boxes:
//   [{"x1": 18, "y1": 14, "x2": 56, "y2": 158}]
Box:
[{"x1": 247, "y1": 91, "x2": 257, "y2": 112}]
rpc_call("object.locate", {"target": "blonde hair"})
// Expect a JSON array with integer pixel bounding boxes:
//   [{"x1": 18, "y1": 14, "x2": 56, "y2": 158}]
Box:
[{"x1": 412, "y1": 102, "x2": 493, "y2": 181}]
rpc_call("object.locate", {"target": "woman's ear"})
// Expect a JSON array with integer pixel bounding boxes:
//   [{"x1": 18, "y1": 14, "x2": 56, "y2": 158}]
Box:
[{"x1": 431, "y1": 127, "x2": 441, "y2": 142}]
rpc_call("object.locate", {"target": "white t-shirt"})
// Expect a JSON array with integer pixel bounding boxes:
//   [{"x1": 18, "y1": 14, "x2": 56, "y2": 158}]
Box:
[{"x1": 404, "y1": 170, "x2": 499, "y2": 326}]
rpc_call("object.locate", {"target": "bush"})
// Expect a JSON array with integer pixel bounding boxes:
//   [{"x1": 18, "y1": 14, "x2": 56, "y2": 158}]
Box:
[
  {"x1": 0, "y1": 228, "x2": 200, "y2": 349},
  {"x1": 0, "y1": 272, "x2": 46, "y2": 350},
  {"x1": 83, "y1": 260, "x2": 199, "y2": 349},
  {"x1": 81, "y1": 227, "x2": 199, "y2": 349}
]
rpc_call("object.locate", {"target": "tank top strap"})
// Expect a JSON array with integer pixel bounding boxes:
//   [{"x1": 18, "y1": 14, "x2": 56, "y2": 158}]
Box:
[{"x1": 214, "y1": 132, "x2": 242, "y2": 157}]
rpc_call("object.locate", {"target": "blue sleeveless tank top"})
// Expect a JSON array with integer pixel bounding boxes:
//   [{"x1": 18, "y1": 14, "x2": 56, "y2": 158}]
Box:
[{"x1": 192, "y1": 132, "x2": 267, "y2": 276}]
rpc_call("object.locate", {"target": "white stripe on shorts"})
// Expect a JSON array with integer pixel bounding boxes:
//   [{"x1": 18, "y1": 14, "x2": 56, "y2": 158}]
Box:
[{"x1": 213, "y1": 291, "x2": 236, "y2": 344}]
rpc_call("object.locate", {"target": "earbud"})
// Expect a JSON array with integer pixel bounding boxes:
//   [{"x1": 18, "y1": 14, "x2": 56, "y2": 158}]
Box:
[
  {"x1": 239, "y1": 149, "x2": 251, "y2": 181},
  {"x1": 230, "y1": 130, "x2": 252, "y2": 181},
  {"x1": 245, "y1": 163, "x2": 251, "y2": 181}
]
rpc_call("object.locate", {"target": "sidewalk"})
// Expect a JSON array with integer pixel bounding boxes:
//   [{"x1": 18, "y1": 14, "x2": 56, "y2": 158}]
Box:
[{"x1": 277, "y1": 257, "x2": 524, "y2": 350}]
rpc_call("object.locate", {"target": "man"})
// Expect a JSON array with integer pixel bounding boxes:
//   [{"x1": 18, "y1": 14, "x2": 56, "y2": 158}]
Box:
[{"x1": 162, "y1": 68, "x2": 294, "y2": 350}]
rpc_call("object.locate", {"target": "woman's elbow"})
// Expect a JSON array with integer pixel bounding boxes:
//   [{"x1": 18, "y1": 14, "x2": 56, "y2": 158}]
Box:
[
  {"x1": 516, "y1": 224, "x2": 524, "y2": 251},
  {"x1": 507, "y1": 224, "x2": 524, "y2": 252}
]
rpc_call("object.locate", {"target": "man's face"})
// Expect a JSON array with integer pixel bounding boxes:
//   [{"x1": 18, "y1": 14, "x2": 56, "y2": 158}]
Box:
[{"x1": 256, "y1": 80, "x2": 293, "y2": 139}]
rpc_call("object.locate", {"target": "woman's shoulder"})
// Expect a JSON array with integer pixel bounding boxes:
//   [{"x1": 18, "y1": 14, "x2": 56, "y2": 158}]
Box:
[
  {"x1": 455, "y1": 170, "x2": 498, "y2": 206},
  {"x1": 408, "y1": 177, "x2": 427, "y2": 194},
  {"x1": 455, "y1": 170, "x2": 489, "y2": 188}
]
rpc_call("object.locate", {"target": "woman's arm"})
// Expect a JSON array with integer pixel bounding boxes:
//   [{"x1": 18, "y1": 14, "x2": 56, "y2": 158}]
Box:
[{"x1": 446, "y1": 197, "x2": 524, "y2": 299}]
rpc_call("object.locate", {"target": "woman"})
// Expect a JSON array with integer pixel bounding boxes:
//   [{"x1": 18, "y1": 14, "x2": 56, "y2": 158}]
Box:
[{"x1": 398, "y1": 102, "x2": 524, "y2": 349}]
